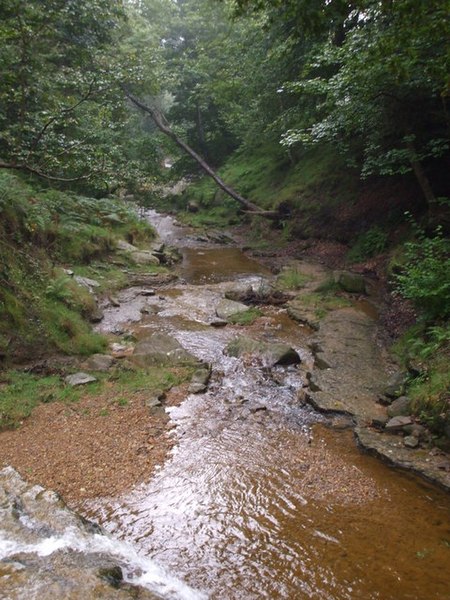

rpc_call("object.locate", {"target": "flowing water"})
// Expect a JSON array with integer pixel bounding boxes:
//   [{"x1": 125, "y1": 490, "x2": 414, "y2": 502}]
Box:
[
  {"x1": 84, "y1": 211, "x2": 450, "y2": 599},
  {"x1": 2, "y1": 210, "x2": 449, "y2": 599}
]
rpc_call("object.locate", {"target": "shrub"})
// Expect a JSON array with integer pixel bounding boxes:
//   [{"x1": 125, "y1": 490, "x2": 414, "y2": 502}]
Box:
[
  {"x1": 394, "y1": 225, "x2": 450, "y2": 320},
  {"x1": 347, "y1": 226, "x2": 387, "y2": 262}
]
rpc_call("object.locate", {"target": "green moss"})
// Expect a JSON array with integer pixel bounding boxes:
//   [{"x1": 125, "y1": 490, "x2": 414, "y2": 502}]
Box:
[
  {"x1": 227, "y1": 308, "x2": 262, "y2": 325},
  {"x1": 299, "y1": 292, "x2": 351, "y2": 318},
  {"x1": 276, "y1": 267, "x2": 312, "y2": 290}
]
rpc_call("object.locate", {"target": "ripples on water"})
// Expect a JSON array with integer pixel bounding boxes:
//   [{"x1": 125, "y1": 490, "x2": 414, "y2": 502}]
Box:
[{"x1": 81, "y1": 212, "x2": 450, "y2": 599}]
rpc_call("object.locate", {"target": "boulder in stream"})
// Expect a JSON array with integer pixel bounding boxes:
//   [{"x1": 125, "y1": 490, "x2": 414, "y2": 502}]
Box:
[
  {"x1": 132, "y1": 333, "x2": 199, "y2": 367},
  {"x1": 188, "y1": 364, "x2": 212, "y2": 394},
  {"x1": 225, "y1": 336, "x2": 300, "y2": 367},
  {"x1": 216, "y1": 298, "x2": 251, "y2": 320}
]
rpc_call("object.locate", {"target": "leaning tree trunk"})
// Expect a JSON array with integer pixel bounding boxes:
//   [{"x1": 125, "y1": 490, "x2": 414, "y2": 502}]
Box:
[
  {"x1": 122, "y1": 87, "x2": 276, "y2": 216},
  {"x1": 406, "y1": 141, "x2": 437, "y2": 207}
]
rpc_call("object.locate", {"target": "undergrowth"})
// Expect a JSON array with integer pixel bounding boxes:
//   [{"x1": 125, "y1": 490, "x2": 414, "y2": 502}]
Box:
[
  {"x1": 0, "y1": 172, "x2": 155, "y2": 362},
  {"x1": 393, "y1": 324, "x2": 450, "y2": 443}
]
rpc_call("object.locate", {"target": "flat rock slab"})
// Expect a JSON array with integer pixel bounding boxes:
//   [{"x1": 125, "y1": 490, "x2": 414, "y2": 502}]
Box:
[
  {"x1": 65, "y1": 372, "x2": 97, "y2": 386},
  {"x1": 306, "y1": 307, "x2": 388, "y2": 423},
  {"x1": 355, "y1": 427, "x2": 450, "y2": 492},
  {"x1": 132, "y1": 333, "x2": 199, "y2": 367},
  {"x1": 286, "y1": 303, "x2": 320, "y2": 330}
]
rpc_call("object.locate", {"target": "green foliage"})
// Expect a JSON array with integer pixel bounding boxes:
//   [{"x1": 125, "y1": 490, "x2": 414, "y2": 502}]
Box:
[
  {"x1": 347, "y1": 226, "x2": 388, "y2": 262},
  {"x1": 228, "y1": 308, "x2": 262, "y2": 325},
  {"x1": 0, "y1": 173, "x2": 155, "y2": 361},
  {"x1": 276, "y1": 267, "x2": 311, "y2": 290},
  {"x1": 394, "y1": 225, "x2": 450, "y2": 320},
  {"x1": 393, "y1": 324, "x2": 450, "y2": 439}
]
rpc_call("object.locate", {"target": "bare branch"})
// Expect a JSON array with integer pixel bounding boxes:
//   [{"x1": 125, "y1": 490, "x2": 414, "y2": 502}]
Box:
[
  {"x1": 0, "y1": 160, "x2": 90, "y2": 182},
  {"x1": 121, "y1": 85, "x2": 277, "y2": 216}
]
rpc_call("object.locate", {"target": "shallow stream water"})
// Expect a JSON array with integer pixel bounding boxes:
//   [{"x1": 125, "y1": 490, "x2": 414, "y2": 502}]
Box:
[{"x1": 82, "y1": 211, "x2": 450, "y2": 599}]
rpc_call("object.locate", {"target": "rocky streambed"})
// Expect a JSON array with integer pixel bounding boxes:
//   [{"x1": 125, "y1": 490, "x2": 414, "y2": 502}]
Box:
[{"x1": 1, "y1": 209, "x2": 450, "y2": 599}]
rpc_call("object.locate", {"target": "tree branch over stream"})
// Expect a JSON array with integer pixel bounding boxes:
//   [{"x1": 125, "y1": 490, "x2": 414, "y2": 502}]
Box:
[{"x1": 121, "y1": 86, "x2": 278, "y2": 217}]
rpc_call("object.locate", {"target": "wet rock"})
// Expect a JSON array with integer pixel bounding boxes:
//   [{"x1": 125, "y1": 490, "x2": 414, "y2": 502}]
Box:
[
  {"x1": 89, "y1": 305, "x2": 104, "y2": 323},
  {"x1": 209, "y1": 318, "x2": 228, "y2": 328},
  {"x1": 0, "y1": 467, "x2": 159, "y2": 599},
  {"x1": 109, "y1": 295, "x2": 121, "y2": 307},
  {"x1": 132, "y1": 333, "x2": 198, "y2": 367},
  {"x1": 83, "y1": 354, "x2": 114, "y2": 372},
  {"x1": 403, "y1": 423, "x2": 427, "y2": 440},
  {"x1": 314, "y1": 352, "x2": 333, "y2": 370},
  {"x1": 74, "y1": 275, "x2": 101, "y2": 291},
  {"x1": 216, "y1": 298, "x2": 250, "y2": 320},
  {"x1": 371, "y1": 414, "x2": 390, "y2": 429},
  {"x1": 225, "y1": 336, "x2": 300, "y2": 367},
  {"x1": 286, "y1": 303, "x2": 320, "y2": 330},
  {"x1": 129, "y1": 273, "x2": 177, "y2": 287},
  {"x1": 305, "y1": 308, "x2": 388, "y2": 422},
  {"x1": 329, "y1": 415, "x2": 354, "y2": 430},
  {"x1": 385, "y1": 415, "x2": 413, "y2": 431},
  {"x1": 384, "y1": 371, "x2": 408, "y2": 399},
  {"x1": 356, "y1": 427, "x2": 450, "y2": 491},
  {"x1": 387, "y1": 396, "x2": 412, "y2": 418},
  {"x1": 116, "y1": 239, "x2": 138, "y2": 253},
  {"x1": 130, "y1": 251, "x2": 160, "y2": 266},
  {"x1": 65, "y1": 372, "x2": 97, "y2": 386},
  {"x1": 334, "y1": 271, "x2": 367, "y2": 294},
  {"x1": 224, "y1": 283, "x2": 253, "y2": 303},
  {"x1": 188, "y1": 365, "x2": 212, "y2": 394},
  {"x1": 250, "y1": 405, "x2": 267, "y2": 413},
  {"x1": 404, "y1": 435, "x2": 420, "y2": 449}
]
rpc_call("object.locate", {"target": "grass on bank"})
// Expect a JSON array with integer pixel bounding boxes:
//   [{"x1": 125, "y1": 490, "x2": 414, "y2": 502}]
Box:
[
  {"x1": 0, "y1": 172, "x2": 156, "y2": 362},
  {"x1": 0, "y1": 365, "x2": 194, "y2": 430}
]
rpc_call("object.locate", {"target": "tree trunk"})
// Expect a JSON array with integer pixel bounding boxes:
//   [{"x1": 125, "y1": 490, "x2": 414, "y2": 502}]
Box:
[
  {"x1": 122, "y1": 87, "x2": 276, "y2": 216},
  {"x1": 406, "y1": 141, "x2": 436, "y2": 207}
]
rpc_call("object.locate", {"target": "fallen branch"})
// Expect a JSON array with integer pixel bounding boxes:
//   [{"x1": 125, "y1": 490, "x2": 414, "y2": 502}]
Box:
[{"x1": 122, "y1": 86, "x2": 276, "y2": 217}]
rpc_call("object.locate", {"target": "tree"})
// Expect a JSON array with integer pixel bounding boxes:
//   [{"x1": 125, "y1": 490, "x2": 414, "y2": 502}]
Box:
[{"x1": 0, "y1": 0, "x2": 127, "y2": 185}]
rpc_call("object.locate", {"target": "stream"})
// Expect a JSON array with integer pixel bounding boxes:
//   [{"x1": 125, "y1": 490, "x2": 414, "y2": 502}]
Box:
[
  {"x1": 1, "y1": 210, "x2": 449, "y2": 599},
  {"x1": 83, "y1": 211, "x2": 450, "y2": 599}
]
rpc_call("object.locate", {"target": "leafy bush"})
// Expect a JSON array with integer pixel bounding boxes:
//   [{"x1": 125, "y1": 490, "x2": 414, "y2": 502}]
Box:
[
  {"x1": 394, "y1": 225, "x2": 450, "y2": 320},
  {"x1": 347, "y1": 226, "x2": 387, "y2": 262}
]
